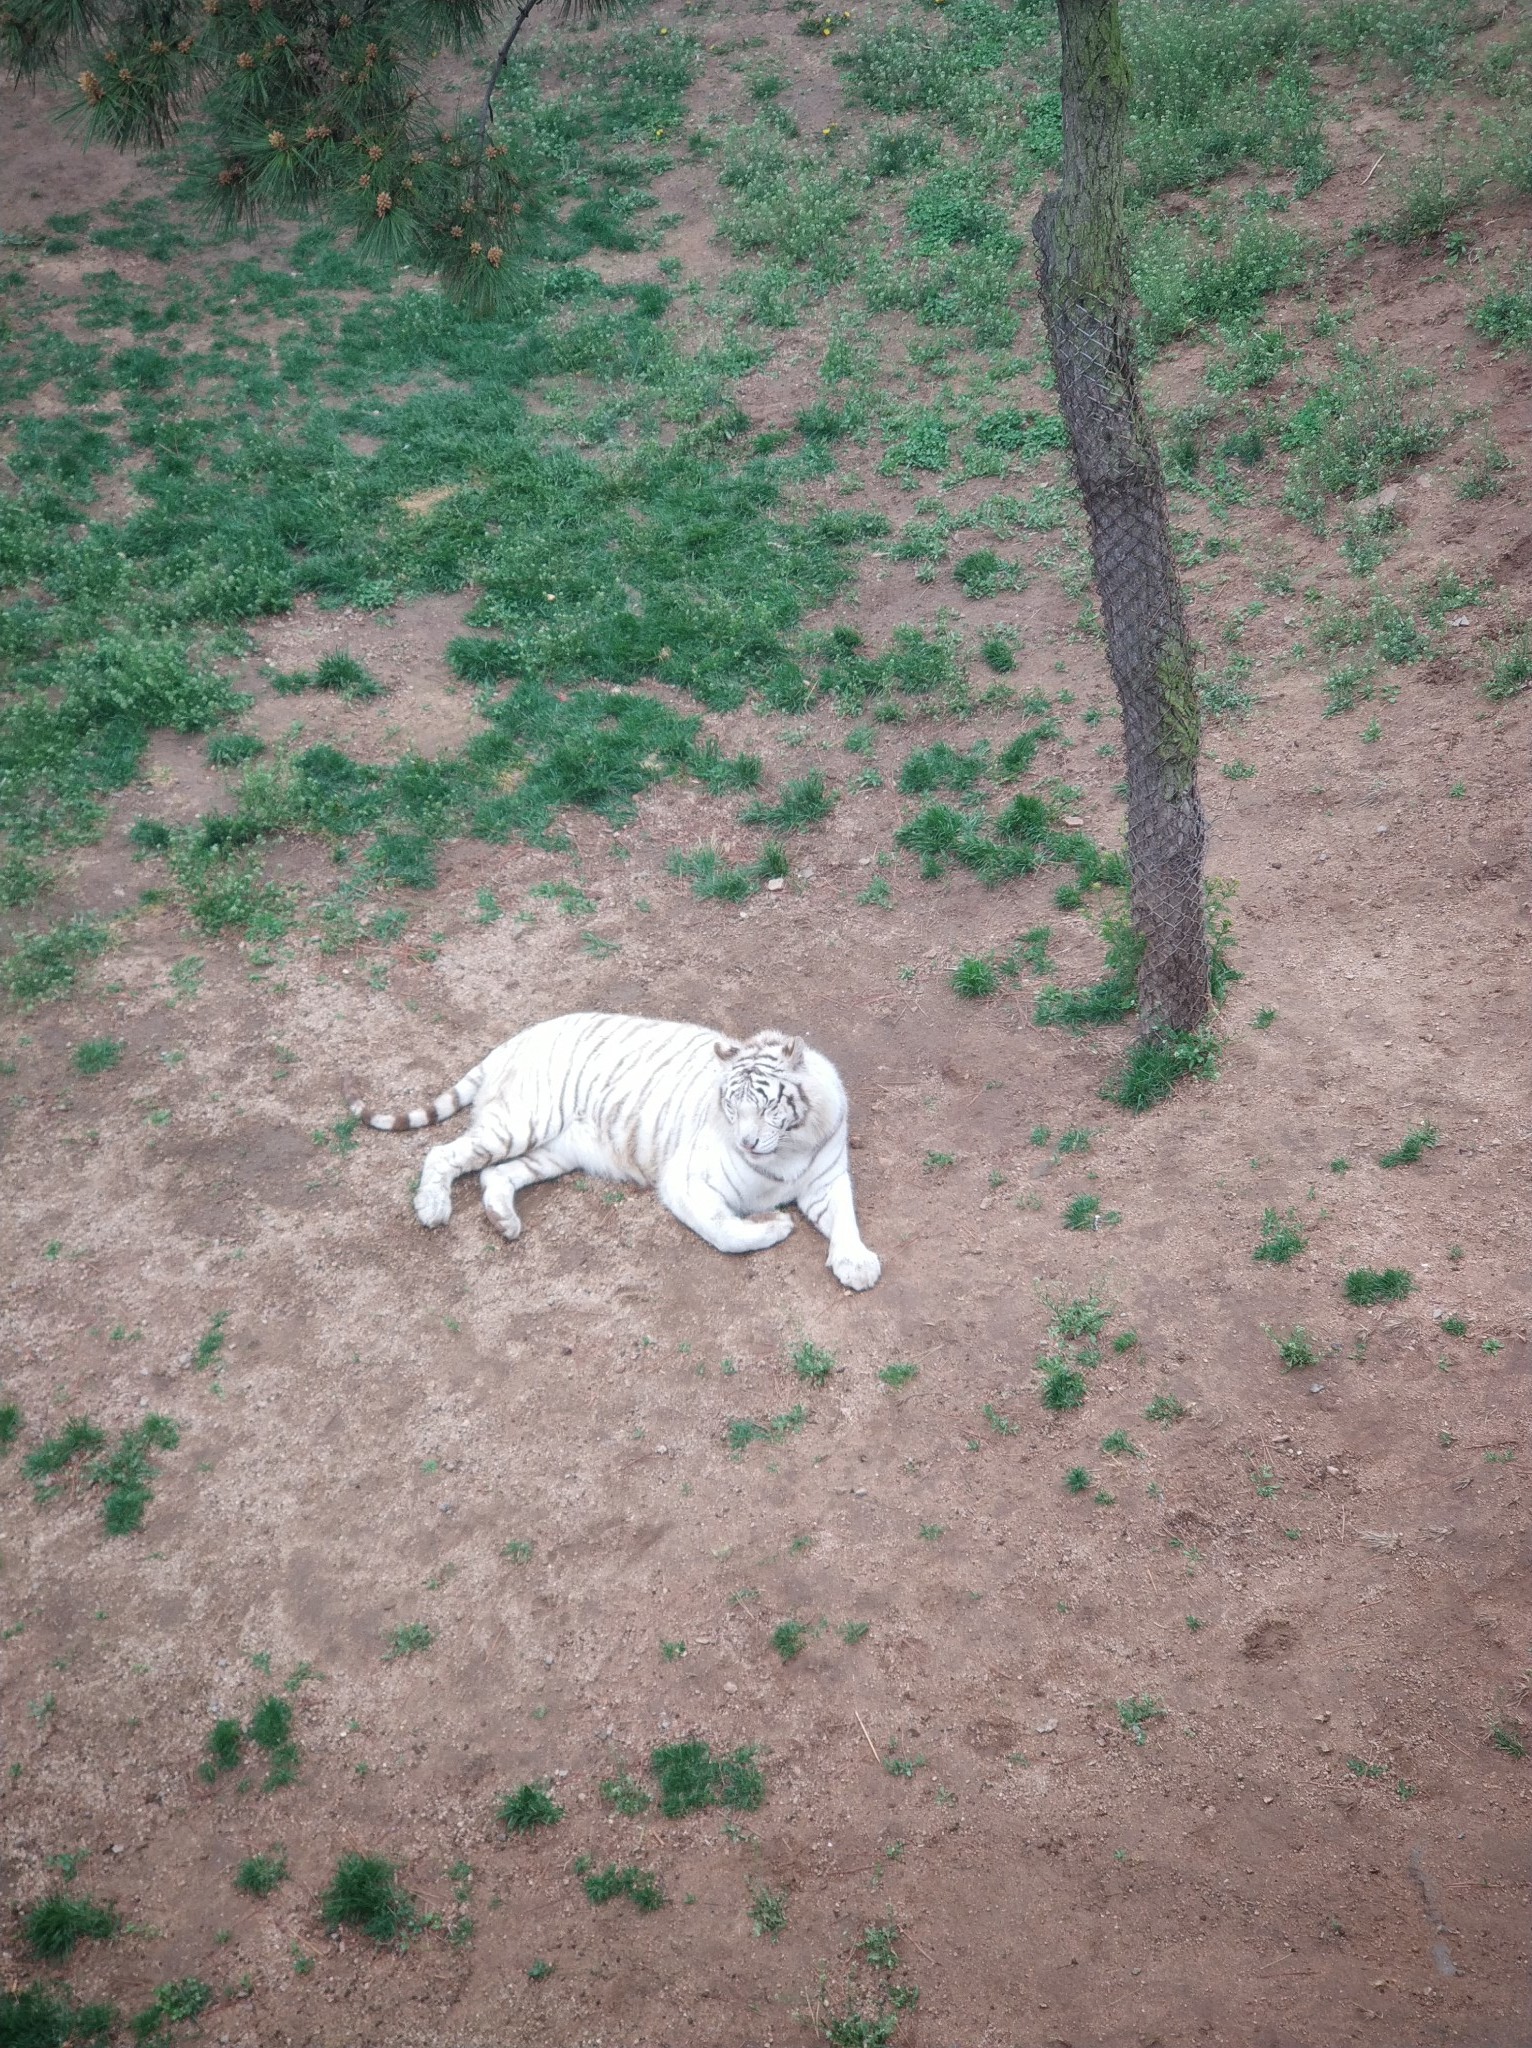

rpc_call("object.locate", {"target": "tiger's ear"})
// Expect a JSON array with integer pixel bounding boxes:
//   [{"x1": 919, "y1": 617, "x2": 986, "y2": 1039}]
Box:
[
  {"x1": 781, "y1": 1036, "x2": 802, "y2": 1065},
  {"x1": 714, "y1": 1038, "x2": 741, "y2": 1062}
]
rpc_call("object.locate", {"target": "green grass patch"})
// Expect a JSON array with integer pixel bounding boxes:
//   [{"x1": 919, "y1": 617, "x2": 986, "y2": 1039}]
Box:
[
  {"x1": 23, "y1": 1894, "x2": 121, "y2": 1960},
  {"x1": 1, "y1": 918, "x2": 111, "y2": 1007},
  {"x1": 740, "y1": 772, "x2": 836, "y2": 833},
  {"x1": 382, "y1": 1622, "x2": 432, "y2": 1661},
  {"x1": 1379, "y1": 1122, "x2": 1438, "y2": 1167},
  {"x1": 772, "y1": 1618, "x2": 809, "y2": 1663},
  {"x1": 234, "y1": 1850, "x2": 288, "y2": 1897},
  {"x1": 0, "y1": 1985, "x2": 118, "y2": 2045},
  {"x1": 320, "y1": 1854, "x2": 415, "y2": 1943},
  {"x1": 600, "y1": 1772, "x2": 652, "y2": 1817},
  {"x1": 499, "y1": 1784, "x2": 564, "y2": 1833},
  {"x1": 1343, "y1": 1266, "x2": 1414, "y2": 1306},
  {"x1": 1282, "y1": 343, "x2": 1448, "y2": 530},
  {"x1": 667, "y1": 841, "x2": 789, "y2": 902},
  {"x1": 576, "y1": 1861, "x2": 665, "y2": 1912},
  {"x1": 129, "y1": 1978, "x2": 213, "y2": 2046},
  {"x1": 790, "y1": 1340, "x2": 835, "y2": 1386},
  {"x1": 650, "y1": 1739, "x2": 765, "y2": 1818},
  {"x1": 1117, "y1": 1694, "x2": 1166, "y2": 1745},
  {"x1": 71, "y1": 1037, "x2": 124, "y2": 1074},
  {"x1": 1253, "y1": 1208, "x2": 1307, "y2": 1265},
  {"x1": 1271, "y1": 1326, "x2": 1319, "y2": 1371}
]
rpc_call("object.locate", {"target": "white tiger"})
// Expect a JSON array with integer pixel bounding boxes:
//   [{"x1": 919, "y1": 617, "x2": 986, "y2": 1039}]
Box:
[{"x1": 350, "y1": 1011, "x2": 882, "y2": 1290}]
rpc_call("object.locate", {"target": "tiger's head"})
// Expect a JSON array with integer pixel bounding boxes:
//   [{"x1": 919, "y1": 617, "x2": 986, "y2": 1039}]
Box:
[{"x1": 715, "y1": 1030, "x2": 810, "y2": 1159}]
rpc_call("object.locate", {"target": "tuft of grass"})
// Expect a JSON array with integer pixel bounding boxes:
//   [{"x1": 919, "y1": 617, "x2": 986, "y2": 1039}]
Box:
[
  {"x1": 192, "y1": 1311, "x2": 229, "y2": 1371},
  {"x1": 840, "y1": 1620, "x2": 871, "y2": 1645},
  {"x1": 667, "y1": 842, "x2": 789, "y2": 902},
  {"x1": 1145, "y1": 1392, "x2": 1186, "y2": 1426},
  {"x1": 726, "y1": 1406, "x2": 808, "y2": 1453},
  {"x1": 1062, "y1": 1194, "x2": 1103, "y2": 1231},
  {"x1": 1065, "y1": 1466, "x2": 1092, "y2": 1494},
  {"x1": 1490, "y1": 1723, "x2": 1527, "y2": 1760},
  {"x1": 246, "y1": 1695, "x2": 292, "y2": 1751},
  {"x1": 1439, "y1": 1315, "x2": 1468, "y2": 1339},
  {"x1": 951, "y1": 955, "x2": 999, "y2": 999},
  {"x1": 578, "y1": 1861, "x2": 665, "y2": 1912},
  {"x1": 1344, "y1": 1267, "x2": 1414, "y2": 1306},
  {"x1": 1253, "y1": 1207, "x2": 1307, "y2": 1265},
  {"x1": 382, "y1": 1622, "x2": 433, "y2": 1661},
  {"x1": 790, "y1": 1340, "x2": 835, "y2": 1386},
  {"x1": 1272, "y1": 1326, "x2": 1318, "y2": 1372},
  {"x1": 315, "y1": 653, "x2": 383, "y2": 699},
  {"x1": 72, "y1": 1037, "x2": 124, "y2": 1075},
  {"x1": 24, "y1": 1894, "x2": 121, "y2": 1960},
  {"x1": 320, "y1": 1854, "x2": 415, "y2": 1942},
  {"x1": 203, "y1": 1717, "x2": 243, "y2": 1780},
  {"x1": 246, "y1": 1693, "x2": 300, "y2": 1790},
  {"x1": 1103, "y1": 1026, "x2": 1221, "y2": 1111},
  {"x1": 81, "y1": 1415, "x2": 180, "y2": 1536},
  {"x1": 1486, "y1": 637, "x2": 1532, "y2": 703},
  {"x1": 0, "y1": 1402, "x2": 21, "y2": 1452},
  {"x1": 651, "y1": 1740, "x2": 764, "y2": 1818},
  {"x1": 1379, "y1": 1122, "x2": 1439, "y2": 1168},
  {"x1": 878, "y1": 1362, "x2": 919, "y2": 1390},
  {"x1": 1038, "y1": 1360, "x2": 1087, "y2": 1412},
  {"x1": 740, "y1": 772, "x2": 836, "y2": 833},
  {"x1": 499, "y1": 1784, "x2": 564, "y2": 1833},
  {"x1": 772, "y1": 1619, "x2": 809, "y2": 1663},
  {"x1": 1099, "y1": 1430, "x2": 1140, "y2": 1459},
  {"x1": 234, "y1": 1850, "x2": 288, "y2": 1897},
  {"x1": 600, "y1": 1772, "x2": 652, "y2": 1817},
  {"x1": 982, "y1": 1403, "x2": 1017, "y2": 1437}
]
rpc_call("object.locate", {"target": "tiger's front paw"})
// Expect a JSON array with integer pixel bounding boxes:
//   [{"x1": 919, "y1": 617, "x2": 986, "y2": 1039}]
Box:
[
  {"x1": 750, "y1": 1211, "x2": 795, "y2": 1248},
  {"x1": 414, "y1": 1184, "x2": 452, "y2": 1228},
  {"x1": 830, "y1": 1242, "x2": 882, "y2": 1291}
]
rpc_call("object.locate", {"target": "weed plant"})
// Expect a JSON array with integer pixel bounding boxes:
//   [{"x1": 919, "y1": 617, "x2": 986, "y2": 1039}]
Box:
[
  {"x1": 1254, "y1": 1208, "x2": 1307, "y2": 1264},
  {"x1": 129, "y1": 1979, "x2": 212, "y2": 2045},
  {"x1": 1271, "y1": 1327, "x2": 1319, "y2": 1371},
  {"x1": 791, "y1": 1341, "x2": 835, "y2": 1386}
]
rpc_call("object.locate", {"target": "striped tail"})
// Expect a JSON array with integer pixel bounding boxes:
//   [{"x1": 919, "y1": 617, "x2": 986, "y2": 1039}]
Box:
[{"x1": 349, "y1": 1063, "x2": 483, "y2": 1133}]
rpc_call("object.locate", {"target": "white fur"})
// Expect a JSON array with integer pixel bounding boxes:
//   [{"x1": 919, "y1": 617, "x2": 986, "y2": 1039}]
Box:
[{"x1": 352, "y1": 1012, "x2": 881, "y2": 1290}]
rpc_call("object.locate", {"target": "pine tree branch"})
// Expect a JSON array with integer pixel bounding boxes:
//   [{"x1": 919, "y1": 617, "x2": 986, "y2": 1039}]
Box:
[{"x1": 476, "y1": 0, "x2": 542, "y2": 150}]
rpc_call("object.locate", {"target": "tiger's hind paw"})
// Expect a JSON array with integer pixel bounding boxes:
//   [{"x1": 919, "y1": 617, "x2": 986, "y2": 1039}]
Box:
[{"x1": 414, "y1": 1184, "x2": 452, "y2": 1228}]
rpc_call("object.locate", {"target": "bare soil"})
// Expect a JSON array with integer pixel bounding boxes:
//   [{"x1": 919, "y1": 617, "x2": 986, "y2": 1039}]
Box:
[{"x1": 2, "y1": 10, "x2": 1531, "y2": 2047}]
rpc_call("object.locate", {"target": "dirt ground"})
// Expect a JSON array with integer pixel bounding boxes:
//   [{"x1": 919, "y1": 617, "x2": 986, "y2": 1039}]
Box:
[{"x1": 3, "y1": 6, "x2": 1531, "y2": 2046}]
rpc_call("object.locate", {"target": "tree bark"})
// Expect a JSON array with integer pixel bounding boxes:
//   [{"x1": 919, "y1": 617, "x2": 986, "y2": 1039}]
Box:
[{"x1": 1032, "y1": 0, "x2": 1210, "y2": 1034}]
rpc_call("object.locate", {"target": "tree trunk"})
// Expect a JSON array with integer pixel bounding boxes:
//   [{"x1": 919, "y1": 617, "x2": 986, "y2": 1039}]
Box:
[{"x1": 1032, "y1": 0, "x2": 1210, "y2": 1034}]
